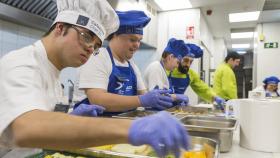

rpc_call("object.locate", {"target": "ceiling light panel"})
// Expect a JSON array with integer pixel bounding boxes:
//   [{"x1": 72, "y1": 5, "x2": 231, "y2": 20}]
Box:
[
  {"x1": 232, "y1": 44, "x2": 250, "y2": 49},
  {"x1": 154, "y1": 0, "x2": 192, "y2": 11},
  {"x1": 237, "y1": 51, "x2": 247, "y2": 54},
  {"x1": 229, "y1": 11, "x2": 260, "y2": 22},
  {"x1": 231, "y1": 32, "x2": 254, "y2": 39}
]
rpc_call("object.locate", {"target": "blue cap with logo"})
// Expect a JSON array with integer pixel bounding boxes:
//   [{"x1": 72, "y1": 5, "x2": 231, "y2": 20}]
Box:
[
  {"x1": 115, "y1": 10, "x2": 151, "y2": 35},
  {"x1": 263, "y1": 76, "x2": 280, "y2": 85},
  {"x1": 164, "y1": 38, "x2": 189, "y2": 60},
  {"x1": 185, "y1": 43, "x2": 203, "y2": 58}
]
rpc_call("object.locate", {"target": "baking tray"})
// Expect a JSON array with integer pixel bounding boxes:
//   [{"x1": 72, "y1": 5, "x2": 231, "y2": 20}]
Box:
[{"x1": 65, "y1": 136, "x2": 219, "y2": 158}]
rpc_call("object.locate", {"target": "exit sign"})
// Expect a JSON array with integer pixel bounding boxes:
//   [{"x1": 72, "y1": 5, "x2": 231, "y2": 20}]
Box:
[{"x1": 264, "y1": 42, "x2": 278, "y2": 48}]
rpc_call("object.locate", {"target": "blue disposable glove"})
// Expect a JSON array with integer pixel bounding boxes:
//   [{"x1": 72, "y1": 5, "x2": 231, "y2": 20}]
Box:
[
  {"x1": 139, "y1": 89, "x2": 173, "y2": 110},
  {"x1": 129, "y1": 111, "x2": 189, "y2": 158},
  {"x1": 265, "y1": 91, "x2": 272, "y2": 97},
  {"x1": 175, "y1": 94, "x2": 189, "y2": 106},
  {"x1": 214, "y1": 96, "x2": 225, "y2": 110},
  {"x1": 70, "y1": 104, "x2": 105, "y2": 117}
]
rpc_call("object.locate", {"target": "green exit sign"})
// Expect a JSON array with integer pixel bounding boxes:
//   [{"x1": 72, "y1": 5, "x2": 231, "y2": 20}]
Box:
[{"x1": 264, "y1": 42, "x2": 278, "y2": 48}]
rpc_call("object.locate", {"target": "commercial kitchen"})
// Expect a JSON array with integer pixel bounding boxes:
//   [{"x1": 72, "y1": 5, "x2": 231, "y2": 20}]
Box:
[{"x1": 0, "y1": 0, "x2": 280, "y2": 158}]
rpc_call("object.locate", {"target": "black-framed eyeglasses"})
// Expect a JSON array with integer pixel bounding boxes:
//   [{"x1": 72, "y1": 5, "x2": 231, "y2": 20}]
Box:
[{"x1": 71, "y1": 26, "x2": 100, "y2": 56}]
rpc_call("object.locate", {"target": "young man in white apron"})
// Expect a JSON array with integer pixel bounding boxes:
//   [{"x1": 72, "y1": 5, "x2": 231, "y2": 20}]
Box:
[{"x1": 76, "y1": 11, "x2": 175, "y2": 115}]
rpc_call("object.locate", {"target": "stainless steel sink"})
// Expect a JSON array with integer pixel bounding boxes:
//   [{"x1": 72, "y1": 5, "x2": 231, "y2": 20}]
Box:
[{"x1": 180, "y1": 116, "x2": 238, "y2": 152}]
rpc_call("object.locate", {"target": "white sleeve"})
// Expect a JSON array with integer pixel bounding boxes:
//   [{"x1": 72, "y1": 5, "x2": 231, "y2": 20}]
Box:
[
  {"x1": 79, "y1": 48, "x2": 112, "y2": 90},
  {"x1": 131, "y1": 62, "x2": 146, "y2": 91},
  {"x1": 144, "y1": 62, "x2": 168, "y2": 91},
  {"x1": 0, "y1": 64, "x2": 48, "y2": 147}
]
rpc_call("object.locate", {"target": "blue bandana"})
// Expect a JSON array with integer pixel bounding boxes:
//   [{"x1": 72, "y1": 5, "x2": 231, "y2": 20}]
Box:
[
  {"x1": 185, "y1": 43, "x2": 203, "y2": 58},
  {"x1": 115, "y1": 10, "x2": 151, "y2": 35},
  {"x1": 164, "y1": 38, "x2": 189, "y2": 60},
  {"x1": 263, "y1": 76, "x2": 280, "y2": 85}
]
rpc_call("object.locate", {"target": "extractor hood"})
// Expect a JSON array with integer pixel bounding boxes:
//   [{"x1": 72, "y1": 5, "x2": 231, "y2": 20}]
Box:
[
  {"x1": 0, "y1": 0, "x2": 57, "y2": 31},
  {"x1": 0, "y1": 0, "x2": 120, "y2": 31}
]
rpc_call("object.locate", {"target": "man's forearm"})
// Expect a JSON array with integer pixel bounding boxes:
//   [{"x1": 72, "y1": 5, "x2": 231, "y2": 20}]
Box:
[
  {"x1": 11, "y1": 110, "x2": 131, "y2": 150},
  {"x1": 86, "y1": 89, "x2": 141, "y2": 111}
]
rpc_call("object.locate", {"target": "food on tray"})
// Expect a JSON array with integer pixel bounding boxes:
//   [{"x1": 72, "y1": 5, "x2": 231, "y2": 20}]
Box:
[
  {"x1": 91, "y1": 144, "x2": 114, "y2": 150},
  {"x1": 183, "y1": 151, "x2": 206, "y2": 158},
  {"x1": 111, "y1": 144, "x2": 152, "y2": 155},
  {"x1": 173, "y1": 109, "x2": 207, "y2": 115},
  {"x1": 44, "y1": 152, "x2": 86, "y2": 158},
  {"x1": 89, "y1": 142, "x2": 215, "y2": 158},
  {"x1": 203, "y1": 143, "x2": 215, "y2": 158}
]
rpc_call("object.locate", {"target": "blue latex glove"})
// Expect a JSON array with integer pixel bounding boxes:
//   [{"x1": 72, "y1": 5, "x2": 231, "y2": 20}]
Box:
[
  {"x1": 175, "y1": 94, "x2": 189, "y2": 106},
  {"x1": 265, "y1": 91, "x2": 272, "y2": 97},
  {"x1": 139, "y1": 89, "x2": 173, "y2": 110},
  {"x1": 214, "y1": 96, "x2": 225, "y2": 110},
  {"x1": 129, "y1": 111, "x2": 189, "y2": 158},
  {"x1": 70, "y1": 104, "x2": 105, "y2": 117}
]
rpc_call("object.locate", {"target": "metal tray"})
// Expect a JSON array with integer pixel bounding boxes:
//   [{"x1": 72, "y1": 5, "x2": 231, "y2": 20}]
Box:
[
  {"x1": 113, "y1": 105, "x2": 213, "y2": 120},
  {"x1": 180, "y1": 116, "x2": 237, "y2": 152},
  {"x1": 112, "y1": 110, "x2": 157, "y2": 119},
  {"x1": 66, "y1": 136, "x2": 219, "y2": 158},
  {"x1": 167, "y1": 105, "x2": 214, "y2": 114}
]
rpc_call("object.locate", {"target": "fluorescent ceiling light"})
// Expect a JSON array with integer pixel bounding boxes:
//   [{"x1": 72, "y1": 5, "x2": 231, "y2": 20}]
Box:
[
  {"x1": 229, "y1": 11, "x2": 260, "y2": 22},
  {"x1": 231, "y1": 32, "x2": 254, "y2": 39},
  {"x1": 154, "y1": 0, "x2": 192, "y2": 11},
  {"x1": 237, "y1": 51, "x2": 247, "y2": 54},
  {"x1": 232, "y1": 44, "x2": 250, "y2": 49}
]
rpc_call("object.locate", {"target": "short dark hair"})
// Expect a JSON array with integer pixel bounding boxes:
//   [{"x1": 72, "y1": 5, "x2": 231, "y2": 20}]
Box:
[
  {"x1": 43, "y1": 23, "x2": 72, "y2": 37},
  {"x1": 162, "y1": 51, "x2": 172, "y2": 59},
  {"x1": 106, "y1": 33, "x2": 115, "y2": 41},
  {"x1": 225, "y1": 51, "x2": 241, "y2": 62},
  {"x1": 106, "y1": 32, "x2": 123, "y2": 41}
]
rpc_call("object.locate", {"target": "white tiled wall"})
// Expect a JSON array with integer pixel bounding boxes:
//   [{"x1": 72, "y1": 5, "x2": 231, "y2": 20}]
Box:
[
  {"x1": 0, "y1": 19, "x2": 78, "y2": 96},
  {"x1": 0, "y1": 19, "x2": 44, "y2": 58},
  {"x1": 133, "y1": 49, "x2": 158, "y2": 73}
]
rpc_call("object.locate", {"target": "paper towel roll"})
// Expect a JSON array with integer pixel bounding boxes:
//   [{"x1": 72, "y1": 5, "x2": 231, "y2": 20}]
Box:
[{"x1": 239, "y1": 99, "x2": 280, "y2": 152}]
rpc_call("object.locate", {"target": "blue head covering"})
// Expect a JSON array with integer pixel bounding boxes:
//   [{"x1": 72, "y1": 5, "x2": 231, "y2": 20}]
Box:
[
  {"x1": 115, "y1": 10, "x2": 151, "y2": 35},
  {"x1": 263, "y1": 76, "x2": 280, "y2": 85},
  {"x1": 164, "y1": 38, "x2": 189, "y2": 60},
  {"x1": 185, "y1": 43, "x2": 203, "y2": 58}
]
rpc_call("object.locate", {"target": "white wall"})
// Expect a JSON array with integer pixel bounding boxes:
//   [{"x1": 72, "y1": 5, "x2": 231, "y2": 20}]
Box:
[
  {"x1": 133, "y1": 49, "x2": 158, "y2": 73},
  {"x1": 115, "y1": 0, "x2": 158, "y2": 47},
  {"x1": 213, "y1": 38, "x2": 227, "y2": 68},
  {"x1": 0, "y1": 19, "x2": 43, "y2": 57},
  {"x1": 200, "y1": 14, "x2": 216, "y2": 88},
  {"x1": 157, "y1": 9, "x2": 201, "y2": 51},
  {"x1": 200, "y1": 13, "x2": 214, "y2": 55},
  {"x1": 254, "y1": 22, "x2": 280, "y2": 87}
]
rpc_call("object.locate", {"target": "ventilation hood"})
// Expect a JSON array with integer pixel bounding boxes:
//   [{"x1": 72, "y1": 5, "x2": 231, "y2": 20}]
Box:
[
  {"x1": 0, "y1": 0, "x2": 121, "y2": 31},
  {"x1": 0, "y1": 0, "x2": 57, "y2": 31}
]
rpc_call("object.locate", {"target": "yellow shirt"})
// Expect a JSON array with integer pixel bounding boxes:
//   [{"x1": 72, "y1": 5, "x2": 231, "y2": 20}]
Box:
[
  {"x1": 213, "y1": 62, "x2": 237, "y2": 100},
  {"x1": 171, "y1": 68, "x2": 216, "y2": 103}
]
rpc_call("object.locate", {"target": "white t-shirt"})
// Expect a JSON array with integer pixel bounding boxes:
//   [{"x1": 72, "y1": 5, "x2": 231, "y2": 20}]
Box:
[
  {"x1": 78, "y1": 47, "x2": 146, "y2": 97},
  {"x1": 143, "y1": 61, "x2": 169, "y2": 91},
  {"x1": 0, "y1": 41, "x2": 62, "y2": 153}
]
